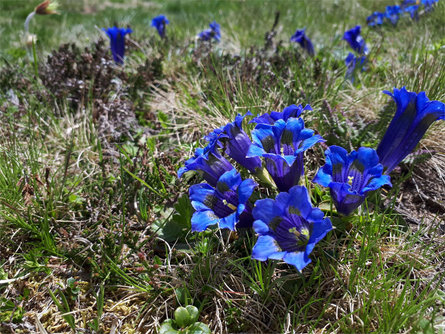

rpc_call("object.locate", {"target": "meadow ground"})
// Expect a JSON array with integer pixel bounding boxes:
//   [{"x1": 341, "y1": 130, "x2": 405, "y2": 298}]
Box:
[{"x1": 0, "y1": 0, "x2": 444, "y2": 333}]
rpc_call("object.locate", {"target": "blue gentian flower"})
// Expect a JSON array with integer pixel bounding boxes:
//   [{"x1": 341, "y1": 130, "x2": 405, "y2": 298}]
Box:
[
  {"x1": 345, "y1": 52, "x2": 366, "y2": 82},
  {"x1": 221, "y1": 112, "x2": 262, "y2": 173},
  {"x1": 198, "y1": 21, "x2": 221, "y2": 42},
  {"x1": 247, "y1": 117, "x2": 324, "y2": 192},
  {"x1": 290, "y1": 28, "x2": 315, "y2": 56},
  {"x1": 404, "y1": 5, "x2": 419, "y2": 19},
  {"x1": 314, "y1": 146, "x2": 392, "y2": 216},
  {"x1": 178, "y1": 147, "x2": 234, "y2": 187},
  {"x1": 251, "y1": 185, "x2": 332, "y2": 272},
  {"x1": 376, "y1": 87, "x2": 445, "y2": 173},
  {"x1": 422, "y1": 0, "x2": 438, "y2": 11},
  {"x1": 151, "y1": 15, "x2": 169, "y2": 38},
  {"x1": 250, "y1": 104, "x2": 312, "y2": 125},
  {"x1": 189, "y1": 169, "x2": 257, "y2": 231},
  {"x1": 367, "y1": 11, "x2": 385, "y2": 27},
  {"x1": 343, "y1": 25, "x2": 368, "y2": 55},
  {"x1": 401, "y1": 0, "x2": 418, "y2": 7},
  {"x1": 102, "y1": 27, "x2": 132, "y2": 65},
  {"x1": 385, "y1": 5, "x2": 402, "y2": 25}
]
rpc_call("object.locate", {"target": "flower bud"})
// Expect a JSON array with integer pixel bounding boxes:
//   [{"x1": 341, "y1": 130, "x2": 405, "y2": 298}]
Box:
[{"x1": 35, "y1": 0, "x2": 59, "y2": 15}]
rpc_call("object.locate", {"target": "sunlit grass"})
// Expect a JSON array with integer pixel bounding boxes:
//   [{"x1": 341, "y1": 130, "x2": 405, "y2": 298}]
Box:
[{"x1": 0, "y1": 0, "x2": 444, "y2": 332}]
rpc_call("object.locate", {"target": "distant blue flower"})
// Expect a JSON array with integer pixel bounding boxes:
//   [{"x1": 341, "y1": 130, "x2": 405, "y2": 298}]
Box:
[
  {"x1": 251, "y1": 185, "x2": 332, "y2": 272},
  {"x1": 290, "y1": 29, "x2": 315, "y2": 56},
  {"x1": 178, "y1": 147, "x2": 234, "y2": 187},
  {"x1": 198, "y1": 21, "x2": 221, "y2": 42},
  {"x1": 314, "y1": 146, "x2": 391, "y2": 216},
  {"x1": 102, "y1": 27, "x2": 132, "y2": 65},
  {"x1": 367, "y1": 11, "x2": 385, "y2": 27},
  {"x1": 221, "y1": 112, "x2": 262, "y2": 173},
  {"x1": 247, "y1": 117, "x2": 324, "y2": 192},
  {"x1": 422, "y1": 0, "x2": 438, "y2": 11},
  {"x1": 376, "y1": 87, "x2": 445, "y2": 173},
  {"x1": 401, "y1": 0, "x2": 418, "y2": 7},
  {"x1": 151, "y1": 15, "x2": 169, "y2": 38},
  {"x1": 189, "y1": 169, "x2": 257, "y2": 231},
  {"x1": 345, "y1": 52, "x2": 366, "y2": 82},
  {"x1": 250, "y1": 104, "x2": 312, "y2": 125},
  {"x1": 404, "y1": 5, "x2": 419, "y2": 19},
  {"x1": 385, "y1": 5, "x2": 402, "y2": 25},
  {"x1": 343, "y1": 25, "x2": 368, "y2": 55}
]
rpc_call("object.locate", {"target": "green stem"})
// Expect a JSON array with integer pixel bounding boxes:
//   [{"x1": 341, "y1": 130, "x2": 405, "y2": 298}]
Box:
[{"x1": 32, "y1": 39, "x2": 39, "y2": 78}]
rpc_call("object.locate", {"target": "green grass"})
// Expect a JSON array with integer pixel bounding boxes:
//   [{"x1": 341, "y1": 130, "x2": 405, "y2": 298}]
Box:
[{"x1": 0, "y1": 0, "x2": 444, "y2": 333}]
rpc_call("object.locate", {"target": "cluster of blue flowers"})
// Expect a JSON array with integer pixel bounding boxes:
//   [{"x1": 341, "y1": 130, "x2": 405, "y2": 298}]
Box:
[
  {"x1": 367, "y1": 0, "x2": 439, "y2": 26},
  {"x1": 101, "y1": 0, "x2": 439, "y2": 71},
  {"x1": 102, "y1": 16, "x2": 220, "y2": 65},
  {"x1": 179, "y1": 88, "x2": 444, "y2": 271},
  {"x1": 343, "y1": 26, "x2": 368, "y2": 82}
]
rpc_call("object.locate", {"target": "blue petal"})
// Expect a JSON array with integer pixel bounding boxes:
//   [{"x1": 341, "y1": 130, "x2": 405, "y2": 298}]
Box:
[
  {"x1": 253, "y1": 220, "x2": 270, "y2": 234},
  {"x1": 282, "y1": 251, "x2": 311, "y2": 272},
  {"x1": 250, "y1": 113, "x2": 275, "y2": 125},
  {"x1": 362, "y1": 174, "x2": 391, "y2": 193},
  {"x1": 220, "y1": 212, "x2": 237, "y2": 231},
  {"x1": 191, "y1": 210, "x2": 219, "y2": 232},
  {"x1": 237, "y1": 178, "x2": 257, "y2": 206},
  {"x1": 324, "y1": 145, "x2": 349, "y2": 182},
  {"x1": 177, "y1": 166, "x2": 187, "y2": 178},
  {"x1": 250, "y1": 123, "x2": 280, "y2": 154},
  {"x1": 356, "y1": 147, "x2": 380, "y2": 170},
  {"x1": 252, "y1": 199, "x2": 276, "y2": 225},
  {"x1": 216, "y1": 169, "x2": 242, "y2": 192},
  {"x1": 298, "y1": 133, "x2": 325, "y2": 153},
  {"x1": 252, "y1": 235, "x2": 284, "y2": 261},
  {"x1": 223, "y1": 114, "x2": 262, "y2": 172},
  {"x1": 307, "y1": 218, "x2": 333, "y2": 252},
  {"x1": 262, "y1": 153, "x2": 296, "y2": 166},
  {"x1": 189, "y1": 183, "x2": 215, "y2": 211},
  {"x1": 313, "y1": 168, "x2": 332, "y2": 187},
  {"x1": 246, "y1": 143, "x2": 267, "y2": 157},
  {"x1": 285, "y1": 186, "x2": 314, "y2": 219},
  {"x1": 282, "y1": 104, "x2": 306, "y2": 120}
]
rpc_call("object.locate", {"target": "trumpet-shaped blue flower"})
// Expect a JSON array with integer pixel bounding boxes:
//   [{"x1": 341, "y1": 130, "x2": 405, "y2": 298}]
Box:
[
  {"x1": 377, "y1": 87, "x2": 445, "y2": 173},
  {"x1": 343, "y1": 25, "x2": 368, "y2": 55},
  {"x1": 314, "y1": 146, "x2": 392, "y2": 216},
  {"x1": 250, "y1": 104, "x2": 312, "y2": 125},
  {"x1": 345, "y1": 52, "x2": 366, "y2": 82},
  {"x1": 178, "y1": 147, "x2": 234, "y2": 187},
  {"x1": 404, "y1": 5, "x2": 419, "y2": 19},
  {"x1": 198, "y1": 21, "x2": 221, "y2": 42},
  {"x1": 102, "y1": 27, "x2": 132, "y2": 65},
  {"x1": 367, "y1": 12, "x2": 385, "y2": 27},
  {"x1": 385, "y1": 5, "x2": 402, "y2": 25},
  {"x1": 151, "y1": 15, "x2": 169, "y2": 38},
  {"x1": 251, "y1": 186, "x2": 332, "y2": 271},
  {"x1": 189, "y1": 169, "x2": 257, "y2": 231},
  {"x1": 221, "y1": 112, "x2": 262, "y2": 173},
  {"x1": 290, "y1": 29, "x2": 315, "y2": 56},
  {"x1": 247, "y1": 118, "x2": 324, "y2": 192}
]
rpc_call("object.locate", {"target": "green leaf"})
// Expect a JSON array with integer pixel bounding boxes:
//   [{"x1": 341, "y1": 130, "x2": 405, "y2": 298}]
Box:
[
  {"x1": 185, "y1": 305, "x2": 199, "y2": 323},
  {"x1": 159, "y1": 319, "x2": 178, "y2": 334},
  {"x1": 174, "y1": 307, "x2": 192, "y2": 328},
  {"x1": 153, "y1": 195, "x2": 193, "y2": 242},
  {"x1": 185, "y1": 322, "x2": 211, "y2": 334}
]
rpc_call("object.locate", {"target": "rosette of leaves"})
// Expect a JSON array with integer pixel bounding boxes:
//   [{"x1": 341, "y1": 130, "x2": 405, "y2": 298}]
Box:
[{"x1": 159, "y1": 305, "x2": 210, "y2": 334}]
